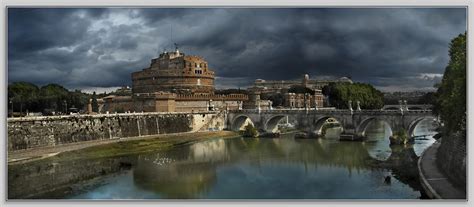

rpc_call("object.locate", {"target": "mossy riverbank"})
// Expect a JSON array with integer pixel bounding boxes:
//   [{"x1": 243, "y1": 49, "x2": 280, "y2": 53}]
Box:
[{"x1": 8, "y1": 131, "x2": 240, "y2": 166}]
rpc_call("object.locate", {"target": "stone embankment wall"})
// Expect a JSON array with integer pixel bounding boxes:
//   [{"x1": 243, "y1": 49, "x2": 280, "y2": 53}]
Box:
[
  {"x1": 436, "y1": 132, "x2": 466, "y2": 188},
  {"x1": 8, "y1": 112, "x2": 225, "y2": 152},
  {"x1": 8, "y1": 155, "x2": 137, "y2": 199}
]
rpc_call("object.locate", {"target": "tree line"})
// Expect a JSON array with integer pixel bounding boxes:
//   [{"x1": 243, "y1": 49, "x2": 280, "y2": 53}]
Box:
[
  {"x1": 433, "y1": 32, "x2": 466, "y2": 135},
  {"x1": 322, "y1": 82, "x2": 384, "y2": 109},
  {"x1": 8, "y1": 82, "x2": 99, "y2": 115}
]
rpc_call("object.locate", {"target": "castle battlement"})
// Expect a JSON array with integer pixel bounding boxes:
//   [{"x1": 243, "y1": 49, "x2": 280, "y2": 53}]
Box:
[{"x1": 132, "y1": 48, "x2": 215, "y2": 94}]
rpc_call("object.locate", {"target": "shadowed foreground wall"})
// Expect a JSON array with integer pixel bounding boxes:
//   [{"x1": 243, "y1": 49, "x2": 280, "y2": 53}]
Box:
[
  {"x1": 8, "y1": 112, "x2": 225, "y2": 152},
  {"x1": 436, "y1": 132, "x2": 466, "y2": 189}
]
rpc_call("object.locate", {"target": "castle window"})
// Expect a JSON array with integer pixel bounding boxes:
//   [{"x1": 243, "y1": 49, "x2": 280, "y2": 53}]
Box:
[{"x1": 195, "y1": 63, "x2": 197, "y2": 67}]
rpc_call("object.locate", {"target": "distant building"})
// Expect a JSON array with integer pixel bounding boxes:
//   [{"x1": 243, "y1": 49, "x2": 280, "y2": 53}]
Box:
[
  {"x1": 254, "y1": 74, "x2": 353, "y2": 93},
  {"x1": 284, "y1": 92, "x2": 323, "y2": 109},
  {"x1": 115, "y1": 86, "x2": 132, "y2": 95},
  {"x1": 252, "y1": 74, "x2": 348, "y2": 109}
]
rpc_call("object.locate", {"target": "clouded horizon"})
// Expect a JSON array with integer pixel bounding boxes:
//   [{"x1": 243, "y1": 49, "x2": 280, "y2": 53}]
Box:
[{"x1": 8, "y1": 8, "x2": 466, "y2": 93}]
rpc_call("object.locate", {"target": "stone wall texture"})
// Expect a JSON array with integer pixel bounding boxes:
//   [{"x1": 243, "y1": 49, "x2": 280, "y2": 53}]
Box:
[
  {"x1": 436, "y1": 132, "x2": 466, "y2": 188},
  {"x1": 8, "y1": 156, "x2": 137, "y2": 199},
  {"x1": 8, "y1": 112, "x2": 225, "y2": 152}
]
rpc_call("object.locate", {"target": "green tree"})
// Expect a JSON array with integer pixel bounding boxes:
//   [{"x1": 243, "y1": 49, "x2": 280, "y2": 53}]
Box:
[
  {"x1": 39, "y1": 84, "x2": 69, "y2": 113},
  {"x1": 242, "y1": 124, "x2": 258, "y2": 138},
  {"x1": 322, "y1": 82, "x2": 384, "y2": 109},
  {"x1": 434, "y1": 32, "x2": 466, "y2": 135},
  {"x1": 8, "y1": 82, "x2": 40, "y2": 114},
  {"x1": 68, "y1": 89, "x2": 89, "y2": 112},
  {"x1": 261, "y1": 93, "x2": 284, "y2": 107},
  {"x1": 288, "y1": 85, "x2": 314, "y2": 94},
  {"x1": 91, "y1": 91, "x2": 99, "y2": 112},
  {"x1": 417, "y1": 92, "x2": 436, "y2": 105}
]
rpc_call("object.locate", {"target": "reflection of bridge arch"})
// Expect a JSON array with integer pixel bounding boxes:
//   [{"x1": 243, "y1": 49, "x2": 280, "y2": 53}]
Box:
[
  {"x1": 313, "y1": 116, "x2": 343, "y2": 135},
  {"x1": 407, "y1": 116, "x2": 438, "y2": 137},
  {"x1": 231, "y1": 115, "x2": 254, "y2": 131},
  {"x1": 265, "y1": 115, "x2": 286, "y2": 133},
  {"x1": 356, "y1": 117, "x2": 393, "y2": 137}
]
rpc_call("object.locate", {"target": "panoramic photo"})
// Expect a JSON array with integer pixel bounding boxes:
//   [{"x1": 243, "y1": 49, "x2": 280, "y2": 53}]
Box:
[{"x1": 7, "y1": 7, "x2": 466, "y2": 200}]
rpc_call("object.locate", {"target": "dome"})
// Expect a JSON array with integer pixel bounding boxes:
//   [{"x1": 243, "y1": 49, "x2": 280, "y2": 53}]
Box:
[{"x1": 339, "y1": 77, "x2": 353, "y2": 83}]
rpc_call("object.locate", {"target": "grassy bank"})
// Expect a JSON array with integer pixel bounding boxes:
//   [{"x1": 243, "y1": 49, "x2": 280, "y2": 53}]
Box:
[{"x1": 9, "y1": 131, "x2": 240, "y2": 165}]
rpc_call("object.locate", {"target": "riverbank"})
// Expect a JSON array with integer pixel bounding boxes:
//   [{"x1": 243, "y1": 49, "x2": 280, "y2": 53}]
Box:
[
  {"x1": 418, "y1": 140, "x2": 466, "y2": 199},
  {"x1": 8, "y1": 130, "x2": 240, "y2": 165}
]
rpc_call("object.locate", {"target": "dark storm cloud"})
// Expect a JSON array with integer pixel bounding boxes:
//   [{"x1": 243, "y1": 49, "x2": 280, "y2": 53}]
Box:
[{"x1": 8, "y1": 8, "x2": 466, "y2": 92}]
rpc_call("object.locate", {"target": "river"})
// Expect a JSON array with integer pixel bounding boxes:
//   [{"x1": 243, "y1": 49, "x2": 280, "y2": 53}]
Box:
[{"x1": 13, "y1": 119, "x2": 438, "y2": 199}]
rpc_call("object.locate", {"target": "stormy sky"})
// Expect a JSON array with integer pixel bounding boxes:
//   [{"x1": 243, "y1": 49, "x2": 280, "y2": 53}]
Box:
[{"x1": 8, "y1": 8, "x2": 466, "y2": 93}]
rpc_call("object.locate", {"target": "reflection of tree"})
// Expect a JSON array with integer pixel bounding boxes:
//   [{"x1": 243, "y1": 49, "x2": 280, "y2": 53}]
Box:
[
  {"x1": 133, "y1": 159, "x2": 218, "y2": 199},
  {"x1": 132, "y1": 140, "x2": 228, "y2": 198},
  {"x1": 377, "y1": 145, "x2": 427, "y2": 198}
]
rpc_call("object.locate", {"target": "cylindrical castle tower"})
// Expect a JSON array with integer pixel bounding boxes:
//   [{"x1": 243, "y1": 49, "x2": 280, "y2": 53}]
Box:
[{"x1": 131, "y1": 48, "x2": 215, "y2": 95}]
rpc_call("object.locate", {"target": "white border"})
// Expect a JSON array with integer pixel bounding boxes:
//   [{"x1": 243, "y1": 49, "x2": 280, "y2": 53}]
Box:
[{"x1": 1, "y1": 0, "x2": 472, "y2": 207}]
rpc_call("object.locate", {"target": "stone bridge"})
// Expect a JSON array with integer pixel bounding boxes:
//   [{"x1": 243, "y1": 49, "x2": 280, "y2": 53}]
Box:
[
  {"x1": 227, "y1": 108, "x2": 437, "y2": 138},
  {"x1": 382, "y1": 104, "x2": 432, "y2": 111}
]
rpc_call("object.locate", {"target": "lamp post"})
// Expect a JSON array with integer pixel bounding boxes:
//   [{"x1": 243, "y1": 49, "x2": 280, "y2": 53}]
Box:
[
  {"x1": 64, "y1": 100, "x2": 67, "y2": 114},
  {"x1": 9, "y1": 98, "x2": 13, "y2": 117}
]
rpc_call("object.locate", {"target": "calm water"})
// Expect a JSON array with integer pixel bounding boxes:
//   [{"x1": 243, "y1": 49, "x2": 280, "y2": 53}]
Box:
[{"x1": 65, "y1": 120, "x2": 437, "y2": 199}]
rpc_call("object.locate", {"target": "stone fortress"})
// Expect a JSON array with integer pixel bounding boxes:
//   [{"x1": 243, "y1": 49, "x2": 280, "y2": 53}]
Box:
[
  {"x1": 103, "y1": 47, "x2": 250, "y2": 113},
  {"x1": 131, "y1": 48, "x2": 215, "y2": 95}
]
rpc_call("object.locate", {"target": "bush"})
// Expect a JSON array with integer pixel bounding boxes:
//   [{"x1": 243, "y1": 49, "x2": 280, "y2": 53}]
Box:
[
  {"x1": 390, "y1": 129, "x2": 409, "y2": 145},
  {"x1": 242, "y1": 124, "x2": 258, "y2": 138}
]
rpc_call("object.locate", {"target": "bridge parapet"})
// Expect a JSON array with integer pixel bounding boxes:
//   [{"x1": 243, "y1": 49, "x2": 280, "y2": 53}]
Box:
[
  {"x1": 227, "y1": 108, "x2": 436, "y2": 138},
  {"x1": 229, "y1": 109, "x2": 432, "y2": 115}
]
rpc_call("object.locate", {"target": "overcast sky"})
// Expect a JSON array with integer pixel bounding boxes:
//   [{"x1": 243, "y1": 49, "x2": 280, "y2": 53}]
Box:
[{"x1": 8, "y1": 8, "x2": 466, "y2": 93}]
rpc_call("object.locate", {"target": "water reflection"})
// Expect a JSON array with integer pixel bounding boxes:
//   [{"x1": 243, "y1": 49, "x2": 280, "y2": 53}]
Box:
[
  {"x1": 59, "y1": 118, "x2": 441, "y2": 199},
  {"x1": 364, "y1": 121, "x2": 392, "y2": 161},
  {"x1": 323, "y1": 119, "x2": 438, "y2": 160},
  {"x1": 412, "y1": 119, "x2": 438, "y2": 156},
  {"x1": 65, "y1": 131, "x2": 434, "y2": 199}
]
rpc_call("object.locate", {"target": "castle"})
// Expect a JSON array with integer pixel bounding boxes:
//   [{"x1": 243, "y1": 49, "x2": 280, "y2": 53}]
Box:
[
  {"x1": 131, "y1": 48, "x2": 215, "y2": 95},
  {"x1": 102, "y1": 48, "x2": 251, "y2": 113}
]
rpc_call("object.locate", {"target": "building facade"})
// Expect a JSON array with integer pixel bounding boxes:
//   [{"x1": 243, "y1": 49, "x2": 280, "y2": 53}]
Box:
[
  {"x1": 132, "y1": 49, "x2": 214, "y2": 95},
  {"x1": 254, "y1": 74, "x2": 353, "y2": 93},
  {"x1": 284, "y1": 92, "x2": 324, "y2": 109},
  {"x1": 252, "y1": 74, "x2": 350, "y2": 109}
]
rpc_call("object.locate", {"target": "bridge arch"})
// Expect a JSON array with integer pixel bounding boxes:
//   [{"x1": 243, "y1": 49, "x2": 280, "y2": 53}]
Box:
[
  {"x1": 265, "y1": 115, "x2": 287, "y2": 133},
  {"x1": 313, "y1": 116, "x2": 343, "y2": 136},
  {"x1": 231, "y1": 115, "x2": 254, "y2": 131},
  {"x1": 356, "y1": 117, "x2": 393, "y2": 137},
  {"x1": 407, "y1": 116, "x2": 438, "y2": 137}
]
